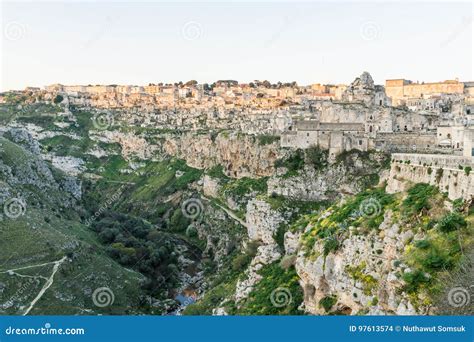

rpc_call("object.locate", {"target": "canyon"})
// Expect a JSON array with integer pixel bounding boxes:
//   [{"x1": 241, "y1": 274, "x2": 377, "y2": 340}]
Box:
[{"x1": 0, "y1": 73, "x2": 473, "y2": 316}]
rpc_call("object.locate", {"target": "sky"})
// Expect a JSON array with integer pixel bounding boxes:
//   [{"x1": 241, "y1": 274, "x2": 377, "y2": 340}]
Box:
[{"x1": 0, "y1": 1, "x2": 473, "y2": 91}]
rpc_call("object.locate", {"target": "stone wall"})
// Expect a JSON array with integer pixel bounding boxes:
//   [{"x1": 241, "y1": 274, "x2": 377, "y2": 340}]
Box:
[
  {"x1": 386, "y1": 153, "x2": 474, "y2": 200},
  {"x1": 374, "y1": 133, "x2": 443, "y2": 154}
]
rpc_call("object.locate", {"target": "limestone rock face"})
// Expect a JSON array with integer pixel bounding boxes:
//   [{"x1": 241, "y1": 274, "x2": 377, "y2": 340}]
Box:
[
  {"x1": 268, "y1": 151, "x2": 388, "y2": 201},
  {"x1": 202, "y1": 175, "x2": 221, "y2": 198},
  {"x1": 245, "y1": 199, "x2": 285, "y2": 245},
  {"x1": 284, "y1": 231, "x2": 301, "y2": 255},
  {"x1": 234, "y1": 244, "x2": 282, "y2": 302},
  {"x1": 6, "y1": 128, "x2": 41, "y2": 155},
  {"x1": 295, "y1": 210, "x2": 422, "y2": 315},
  {"x1": 232, "y1": 198, "x2": 287, "y2": 302},
  {"x1": 0, "y1": 135, "x2": 81, "y2": 214},
  {"x1": 98, "y1": 131, "x2": 157, "y2": 160},
  {"x1": 212, "y1": 307, "x2": 228, "y2": 316},
  {"x1": 163, "y1": 132, "x2": 281, "y2": 178},
  {"x1": 342, "y1": 72, "x2": 376, "y2": 105}
]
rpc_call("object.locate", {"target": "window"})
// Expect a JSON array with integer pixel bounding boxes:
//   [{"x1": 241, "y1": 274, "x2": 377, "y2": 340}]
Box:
[
  {"x1": 307, "y1": 133, "x2": 309, "y2": 137},
  {"x1": 359, "y1": 140, "x2": 362, "y2": 145}
]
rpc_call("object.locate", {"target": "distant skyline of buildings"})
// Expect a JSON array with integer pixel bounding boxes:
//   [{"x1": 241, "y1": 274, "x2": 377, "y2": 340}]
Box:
[{"x1": 2, "y1": 2, "x2": 472, "y2": 91}]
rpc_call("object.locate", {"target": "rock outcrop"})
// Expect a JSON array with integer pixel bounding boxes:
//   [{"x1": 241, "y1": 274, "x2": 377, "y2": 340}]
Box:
[
  {"x1": 163, "y1": 132, "x2": 281, "y2": 178},
  {"x1": 268, "y1": 151, "x2": 388, "y2": 201},
  {"x1": 235, "y1": 244, "x2": 281, "y2": 302},
  {"x1": 245, "y1": 199, "x2": 285, "y2": 245},
  {"x1": 295, "y1": 210, "x2": 421, "y2": 315}
]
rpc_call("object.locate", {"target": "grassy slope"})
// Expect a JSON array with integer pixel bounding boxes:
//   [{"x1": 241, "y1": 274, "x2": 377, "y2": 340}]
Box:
[{"x1": 0, "y1": 136, "x2": 145, "y2": 315}]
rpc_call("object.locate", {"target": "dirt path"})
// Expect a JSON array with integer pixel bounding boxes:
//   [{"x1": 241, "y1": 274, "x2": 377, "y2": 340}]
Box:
[
  {"x1": 201, "y1": 195, "x2": 248, "y2": 228},
  {"x1": 22, "y1": 256, "x2": 67, "y2": 316}
]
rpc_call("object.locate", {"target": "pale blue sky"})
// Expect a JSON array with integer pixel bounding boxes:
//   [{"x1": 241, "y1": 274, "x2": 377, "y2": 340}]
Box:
[{"x1": 1, "y1": 1, "x2": 472, "y2": 90}]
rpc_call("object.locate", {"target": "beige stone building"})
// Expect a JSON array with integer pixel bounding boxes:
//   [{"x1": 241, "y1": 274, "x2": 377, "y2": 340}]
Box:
[
  {"x1": 463, "y1": 128, "x2": 474, "y2": 159},
  {"x1": 385, "y1": 79, "x2": 465, "y2": 106}
]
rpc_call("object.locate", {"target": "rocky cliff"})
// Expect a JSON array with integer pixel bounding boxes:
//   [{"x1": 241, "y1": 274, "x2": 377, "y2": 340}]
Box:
[{"x1": 163, "y1": 132, "x2": 281, "y2": 178}]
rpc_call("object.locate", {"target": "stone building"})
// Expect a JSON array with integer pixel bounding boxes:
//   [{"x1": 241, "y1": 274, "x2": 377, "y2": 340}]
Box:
[
  {"x1": 280, "y1": 120, "x2": 367, "y2": 158},
  {"x1": 463, "y1": 127, "x2": 474, "y2": 159},
  {"x1": 385, "y1": 78, "x2": 465, "y2": 106},
  {"x1": 281, "y1": 72, "x2": 429, "y2": 155}
]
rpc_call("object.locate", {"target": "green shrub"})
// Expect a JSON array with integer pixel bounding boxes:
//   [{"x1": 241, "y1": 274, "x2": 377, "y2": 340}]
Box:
[
  {"x1": 464, "y1": 166, "x2": 472, "y2": 176},
  {"x1": 421, "y1": 250, "x2": 454, "y2": 270},
  {"x1": 345, "y1": 262, "x2": 378, "y2": 295},
  {"x1": 402, "y1": 270, "x2": 431, "y2": 293},
  {"x1": 305, "y1": 145, "x2": 328, "y2": 170},
  {"x1": 402, "y1": 183, "x2": 437, "y2": 215},
  {"x1": 274, "y1": 224, "x2": 286, "y2": 250},
  {"x1": 207, "y1": 165, "x2": 228, "y2": 179},
  {"x1": 323, "y1": 237, "x2": 339, "y2": 256},
  {"x1": 274, "y1": 149, "x2": 305, "y2": 176},
  {"x1": 224, "y1": 177, "x2": 268, "y2": 197},
  {"x1": 235, "y1": 262, "x2": 304, "y2": 315},
  {"x1": 169, "y1": 208, "x2": 190, "y2": 232},
  {"x1": 257, "y1": 135, "x2": 280, "y2": 146},
  {"x1": 232, "y1": 254, "x2": 252, "y2": 271},
  {"x1": 319, "y1": 295, "x2": 337, "y2": 312},
  {"x1": 415, "y1": 240, "x2": 431, "y2": 249},
  {"x1": 437, "y1": 212, "x2": 467, "y2": 233},
  {"x1": 53, "y1": 94, "x2": 64, "y2": 104},
  {"x1": 452, "y1": 198, "x2": 464, "y2": 212},
  {"x1": 435, "y1": 169, "x2": 444, "y2": 183},
  {"x1": 232, "y1": 241, "x2": 260, "y2": 271}
]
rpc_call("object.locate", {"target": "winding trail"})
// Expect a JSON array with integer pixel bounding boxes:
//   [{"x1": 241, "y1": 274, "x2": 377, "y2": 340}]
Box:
[
  {"x1": 201, "y1": 195, "x2": 248, "y2": 228},
  {"x1": 22, "y1": 256, "x2": 67, "y2": 316},
  {"x1": 0, "y1": 260, "x2": 63, "y2": 274}
]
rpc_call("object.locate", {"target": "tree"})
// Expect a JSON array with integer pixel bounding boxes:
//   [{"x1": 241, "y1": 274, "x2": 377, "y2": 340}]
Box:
[
  {"x1": 185, "y1": 80, "x2": 198, "y2": 86},
  {"x1": 53, "y1": 94, "x2": 64, "y2": 104}
]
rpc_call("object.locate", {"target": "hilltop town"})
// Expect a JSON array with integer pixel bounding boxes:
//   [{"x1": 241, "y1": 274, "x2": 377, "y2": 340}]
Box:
[{"x1": 3, "y1": 72, "x2": 474, "y2": 160}]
